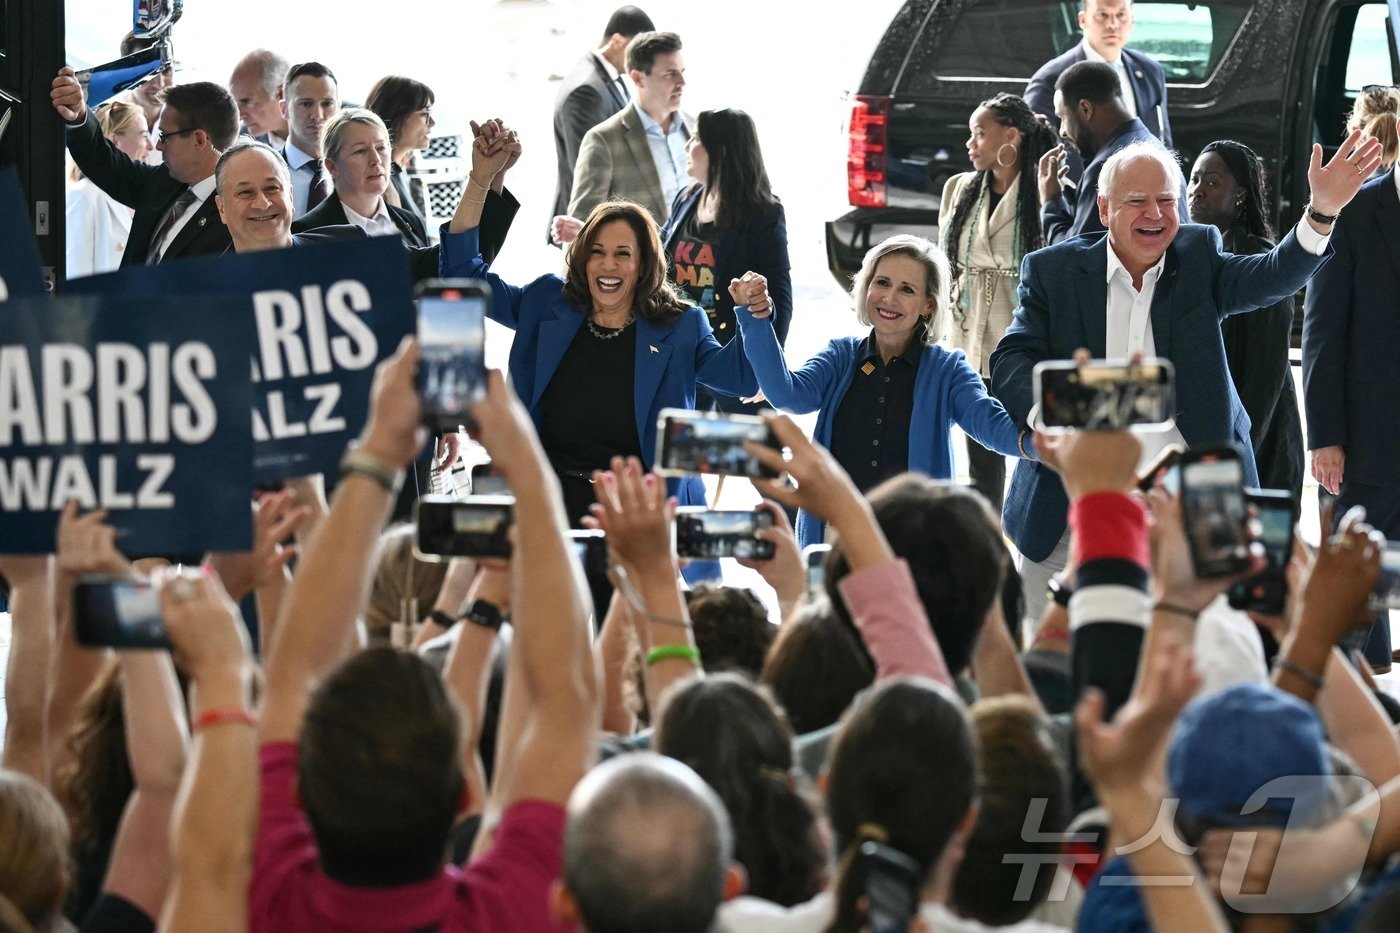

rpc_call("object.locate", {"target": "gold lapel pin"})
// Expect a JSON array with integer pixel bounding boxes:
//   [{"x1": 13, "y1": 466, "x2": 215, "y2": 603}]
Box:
[
  {"x1": 198, "y1": 217, "x2": 208, "y2": 227},
  {"x1": 861, "y1": 361, "x2": 876, "y2": 376}
]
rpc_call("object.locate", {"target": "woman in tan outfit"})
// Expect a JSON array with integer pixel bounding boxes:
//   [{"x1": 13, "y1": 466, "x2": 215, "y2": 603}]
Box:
[{"x1": 940, "y1": 93, "x2": 1056, "y2": 511}]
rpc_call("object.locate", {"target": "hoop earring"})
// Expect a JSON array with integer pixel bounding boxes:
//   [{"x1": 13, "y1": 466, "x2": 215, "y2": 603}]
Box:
[{"x1": 995, "y1": 143, "x2": 1018, "y2": 168}]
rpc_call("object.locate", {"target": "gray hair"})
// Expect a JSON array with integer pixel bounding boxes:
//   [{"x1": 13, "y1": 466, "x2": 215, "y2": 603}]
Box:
[
  {"x1": 564, "y1": 753, "x2": 733, "y2": 933},
  {"x1": 851, "y1": 235, "x2": 952, "y2": 345},
  {"x1": 1098, "y1": 141, "x2": 1183, "y2": 203},
  {"x1": 321, "y1": 107, "x2": 390, "y2": 164},
  {"x1": 233, "y1": 48, "x2": 290, "y2": 98},
  {"x1": 214, "y1": 137, "x2": 290, "y2": 196}
]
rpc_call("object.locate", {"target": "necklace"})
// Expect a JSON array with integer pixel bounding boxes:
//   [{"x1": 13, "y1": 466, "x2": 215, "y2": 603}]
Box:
[{"x1": 586, "y1": 314, "x2": 635, "y2": 340}]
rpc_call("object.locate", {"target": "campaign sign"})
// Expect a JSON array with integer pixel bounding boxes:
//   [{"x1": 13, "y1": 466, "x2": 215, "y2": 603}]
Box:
[
  {"x1": 69, "y1": 235, "x2": 416, "y2": 480},
  {"x1": 0, "y1": 167, "x2": 46, "y2": 300},
  {"x1": 0, "y1": 293, "x2": 255, "y2": 554}
]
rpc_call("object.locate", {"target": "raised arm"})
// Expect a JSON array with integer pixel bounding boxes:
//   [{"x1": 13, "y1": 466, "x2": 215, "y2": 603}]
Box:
[
  {"x1": 51, "y1": 67, "x2": 159, "y2": 208},
  {"x1": 471, "y1": 370, "x2": 598, "y2": 810},
  {"x1": 0, "y1": 556, "x2": 55, "y2": 782},
  {"x1": 101, "y1": 649, "x2": 189, "y2": 922},
  {"x1": 441, "y1": 562, "x2": 509, "y2": 820},
  {"x1": 258, "y1": 337, "x2": 427, "y2": 745},
  {"x1": 693, "y1": 310, "x2": 759, "y2": 399},
  {"x1": 730, "y1": 273, "x2": 841, "y2": 412},
  {"x1": 158, "y1": 569, "x2": 258, "y2": 933}
]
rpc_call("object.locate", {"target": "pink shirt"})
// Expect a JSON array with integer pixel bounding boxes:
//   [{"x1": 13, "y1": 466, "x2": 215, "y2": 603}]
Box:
[
  {"x1": 251, "y1": 742, "x2": 568, "y2": 932},
  {"x1": 837, "y1": 559, "x2": 953, "y2": 688}
]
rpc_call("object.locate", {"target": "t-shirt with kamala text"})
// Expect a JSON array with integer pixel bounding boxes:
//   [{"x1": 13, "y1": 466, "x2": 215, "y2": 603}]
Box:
[{"x1": 671, "y1": 210, "x2": 719, "y2": 313}]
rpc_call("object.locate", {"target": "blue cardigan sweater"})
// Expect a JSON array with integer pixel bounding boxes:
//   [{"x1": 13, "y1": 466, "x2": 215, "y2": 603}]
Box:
[{"x1": 735, "y1": 307, "x2": 1026, "y2": 545}]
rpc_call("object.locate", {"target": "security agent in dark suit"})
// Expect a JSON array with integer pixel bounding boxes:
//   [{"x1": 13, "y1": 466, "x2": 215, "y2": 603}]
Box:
[
  {"x1": 1303, "y1": 129, "x2": 1400, "y2": 668},
  {"x1": 291, "y1": 109, "x2": 519, "y2": 282},
  {"x1": 1024, "y1": 0, "x2": 1171, "y2": 181},
  {"x1": 550, "y1": 5, "x2": 655, "y2": 240},
  {"x1": 52, "y1": 67, "x2": 236, "y2": 267},
  {"x1": 1036, "y1": 61, "x2": 1186, "y2": 246},
  {"x1": 991, "y1": 134, "x2": 1380, "y2": 625}
]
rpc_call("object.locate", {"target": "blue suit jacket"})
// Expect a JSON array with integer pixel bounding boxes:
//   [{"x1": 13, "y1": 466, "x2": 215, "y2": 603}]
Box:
[
  {"x1": 989, "y1": 224, "x2": 1329, "y2": 561},
  {"x1": 660, "y1": 185, "x2": 793, "y2": 347},
  {"x1": 735, "y1": 307, "x2": 1024, "y2": 546},
  {"x1": 1025, "y1": 45, "x2": 1172, "y2": 147},
  {"x1": 1041, "y1": 118, "x2": 1187, "y2": 245},
  {"x1": 1303, "y1": 169, "x2": 1400, "y2": 485},
  {"x1": 444, "y1": 228, "x2": 759, "y2": 507}
]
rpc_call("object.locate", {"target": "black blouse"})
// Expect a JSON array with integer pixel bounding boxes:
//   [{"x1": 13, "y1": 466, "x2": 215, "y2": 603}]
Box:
[
  {"x1": 829, "y1": 328, "x2": 924, "y2": 494},
  {"x1": 538, "y1": 319, "x2": 642, "y2": 475}
]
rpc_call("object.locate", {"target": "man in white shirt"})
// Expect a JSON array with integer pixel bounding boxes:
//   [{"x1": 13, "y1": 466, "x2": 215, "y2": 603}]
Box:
[
  {"x1": 1025, "y1": 0, "x2": 1171, "y2": 177},
  {"x1": 280, "y1": 61, "x2": 341, "y2": 219},
  {"x1": 989, "y1": 135, "x2": 1383, "y2": 629},
  {"x1": 560, "y1": 31, "x2": 690, "y2": 238},
  {"x1": 229, "y1": 48, "x2": 290, "y2": 148}
]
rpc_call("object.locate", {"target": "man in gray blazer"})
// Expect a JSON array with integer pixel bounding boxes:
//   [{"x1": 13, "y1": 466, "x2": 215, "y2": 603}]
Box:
[
  {"x1": 550, "y1": 7, "x2": 654, "y2": 239},
  {"x1": 562, "y1": 31, "x2": 690, "y2": 236}
]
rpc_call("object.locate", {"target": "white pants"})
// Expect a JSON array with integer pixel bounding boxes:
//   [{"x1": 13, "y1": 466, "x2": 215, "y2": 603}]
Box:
[{"x1": 1017, "y1": 528, "x2": 1071, "y2": 637}]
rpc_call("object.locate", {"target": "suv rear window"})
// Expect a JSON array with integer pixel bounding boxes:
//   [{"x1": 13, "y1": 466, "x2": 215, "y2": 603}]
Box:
[{"x1": 901, "y1": 0, "x2": 1252, "y2": 88}]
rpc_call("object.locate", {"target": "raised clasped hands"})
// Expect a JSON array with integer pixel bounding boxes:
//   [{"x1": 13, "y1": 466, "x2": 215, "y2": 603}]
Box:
[
  {"x1": 728, "y1": 271, "x2": 772, "y2": 318},
  {"x1": 468, "y1": 118, "x2": 521, "y2": 187}
]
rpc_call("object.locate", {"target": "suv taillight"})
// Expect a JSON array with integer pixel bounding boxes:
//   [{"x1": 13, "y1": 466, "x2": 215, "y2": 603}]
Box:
[{"x1": 847, "y1": 94, "x2": 890, "y2": 208}]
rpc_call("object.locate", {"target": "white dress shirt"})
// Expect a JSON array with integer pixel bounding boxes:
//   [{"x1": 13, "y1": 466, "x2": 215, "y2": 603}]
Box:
[
  {"x1": 1103, "y1": 218, "x2": 1331, "y2": 466},
  {"x1": 342, "y1": 198, "x2": 400, "y2": 238},
  {"x1": 150, "y1": 174, "x2": 216, "y2": 263},
  {"x1": 636, "y1": 107, "x2": 689, "y2": 211},
  {"x1": 1082, "y1": 41, "x2": 1138, "y2": 119}
]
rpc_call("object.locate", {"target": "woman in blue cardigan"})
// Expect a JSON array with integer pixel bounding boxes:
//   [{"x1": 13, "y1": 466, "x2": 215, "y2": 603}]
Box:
[
  {"x1": 731, "y1": 234, "x2": 1030, "y2": 545},
  {"x1": 440, "y1": 121, "x2": 758, "y2": 524}
]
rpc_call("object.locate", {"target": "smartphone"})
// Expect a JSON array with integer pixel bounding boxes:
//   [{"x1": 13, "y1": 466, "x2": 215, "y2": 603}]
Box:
[
  {"x1": 1179, "y1": 446, "x2": 1252, "y2": 578},
  {"x1": 655, "y1": 409, "x2": 782, "y2": 479},
  {"x1": 861, "y1": 840, "x2": 921, "y2": 933},
  {"x1": 470, "y1": 461, "x2": 511, "y2": 496},
  {"x1": 72, "y1": 575, "x2": 170, "y2": 649},
  {"x1": 803, "y1": 543, "x2": 832, "y2": 598},
  {"x1": 414, "y1": 494, "x2": 513, "y2": 560},
  {"x1": 673, "y1": 508, "x2": 776, "y2": 560},
  {"x1": 1035, "y1": 358, "x2": 1175, "y2": 433},
  {"x1": 1371, "y1": 545, "x2": 1400, "y2": 613},
  {"x1": 1136, "y1": 444, "x2": 1184, "y2": 495},
  {"x1": 416, "y1": 279, "x2": 489, "y2": 432},
  {"x1": 1228, "y1": 489, "x2": 1297, "y2": 614},
  {"x1": 569, "y1": 529, "x2": 611, "y2": 590}
]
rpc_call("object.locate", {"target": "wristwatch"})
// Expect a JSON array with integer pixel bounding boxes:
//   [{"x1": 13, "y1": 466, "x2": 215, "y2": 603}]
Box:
[
  {"x1": 427, "y1": 609, "x2": 458, "y2": 630},
  {"x1": 461, "y1": 598, "x2": 505, "y2": 631},
  {"x1": 1046, "y1": 576, "x2": 1074, "y2": 609}
]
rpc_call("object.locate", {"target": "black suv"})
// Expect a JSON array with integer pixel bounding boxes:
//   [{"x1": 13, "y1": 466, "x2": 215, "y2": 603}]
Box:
[{"x1": 827, "y1": 0, "x2": 1400, "y2": 283}]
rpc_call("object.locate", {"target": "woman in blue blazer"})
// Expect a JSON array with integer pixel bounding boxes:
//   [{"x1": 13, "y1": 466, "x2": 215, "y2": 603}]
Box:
[
  {"x1": 659, "y1": 108, "x2": 792, "y2": 414},
  {"x1": 731, "y1": 235, "x2": 1029, "y2": 546},
  {"x1": 440, "y1": 123, "x2": 757, "y2": 523}
]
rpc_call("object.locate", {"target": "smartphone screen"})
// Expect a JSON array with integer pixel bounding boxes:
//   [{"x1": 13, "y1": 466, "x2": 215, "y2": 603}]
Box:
[
  {"x1": 674, "y1": 508, "x2": 776, "y2": 560},
  {"x1": 1227, "y1": 493, "x2": 1295, "y2": 613},
  {"x1": 417, "y1": 281, "x2": 488, "y2": 430},
  {"x1": 414, "y1": 495, "x2": 513, "y2": 559},
  {"x1": 803, "y1": 543, "x2": 832, "y2": 597},
  {"x1": 1035, "y1": 359, "x2": 1175, "y2": 432},
  {"x1": 73, "y1": 576, "x2": 170, "y2": 649},
  {"x1": 655, "y1": 409, "x2": 782, "y2": 479},
  {"x1": 1181, "y1": 453, "x2": 1250, "y2": 577},
  {"x1": 861, "y1": 841, "x2": 920, "y2": 933}
]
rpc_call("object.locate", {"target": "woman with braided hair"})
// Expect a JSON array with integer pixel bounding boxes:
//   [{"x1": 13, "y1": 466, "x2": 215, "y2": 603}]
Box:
[
  {"x1": 939, "y1": 93, "x2": 1057, "y2": 511},
  {"x1": 1187, "y1": 140, "x2": 1303, "y2": 499}
]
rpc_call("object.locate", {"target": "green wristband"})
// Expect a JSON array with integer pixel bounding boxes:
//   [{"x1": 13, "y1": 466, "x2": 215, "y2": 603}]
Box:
[{"x1": 645, "y1": 644, "x2": 702, "y2": 668}]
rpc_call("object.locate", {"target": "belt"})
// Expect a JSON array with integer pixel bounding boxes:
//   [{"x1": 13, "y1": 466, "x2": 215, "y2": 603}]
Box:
[{"x1": 967, "y1": 266, "x2": 1018, "y2": 310}]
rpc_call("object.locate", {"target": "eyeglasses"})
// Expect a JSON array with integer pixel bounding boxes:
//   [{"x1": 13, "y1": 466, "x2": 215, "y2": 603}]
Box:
[
  {"x1": 156, "y1": 126, "x2": 198, "y2": 144},
  {"x1": 417, "y1": 108, "x2": 436, "y2": 125}
]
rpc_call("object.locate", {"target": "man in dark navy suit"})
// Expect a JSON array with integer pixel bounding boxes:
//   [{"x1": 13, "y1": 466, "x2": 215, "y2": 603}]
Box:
[
  {"x1": 991, "y1": 132, "x2": 1381, "y2": 632},
  {"x1": 1025, "y1": 0, "x2": 1171, "y2": 158},
  {"x1": 1035, "y1": 62, "x2": 1186, "y2": 246},
  {"x1": 550, "y1": 6, "x2": 655, "y2": 240},
  {"x1": 1304, "y1": 117, "x2": 1400, "y2": 670}
]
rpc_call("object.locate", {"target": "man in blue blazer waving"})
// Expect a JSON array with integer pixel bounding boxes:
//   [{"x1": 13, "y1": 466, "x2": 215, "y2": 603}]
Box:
[
  {"x1": 991, "y1": 132, "x2": 1382, "y2": 630},
  {"x1": 1303, "y1": 125, "x2": 1400, "y2": 669}
]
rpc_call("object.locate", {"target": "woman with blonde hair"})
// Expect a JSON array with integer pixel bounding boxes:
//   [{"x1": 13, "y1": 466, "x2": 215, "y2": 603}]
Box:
[
  {"x1": 1348, "y1": 85, "x2": 1400, "y2": 173},
  {"x1": 729, "y1": 235, "x2": 1029, "y2": 545},
  {"x1": 0, "y1": 770, "x2": 71, "y2": 932},
  {"x1": 66, "y1": 99, "x2": 151, "y2": 277}
]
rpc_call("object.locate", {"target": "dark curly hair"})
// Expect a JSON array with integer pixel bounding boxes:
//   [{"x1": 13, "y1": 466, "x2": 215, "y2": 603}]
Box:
[
  {"x1": 562, "y1": 200, "x2": 689, "y2": 325},
  {"x1": 685, "y1": 584, "x2": 775, "y2": 677},
  {"x1": 655, "y1": 674, "x2": 827, "y2": 907},
  {"x1": 941, "y1": 93, "x2": 1057, "y2": 330}
]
